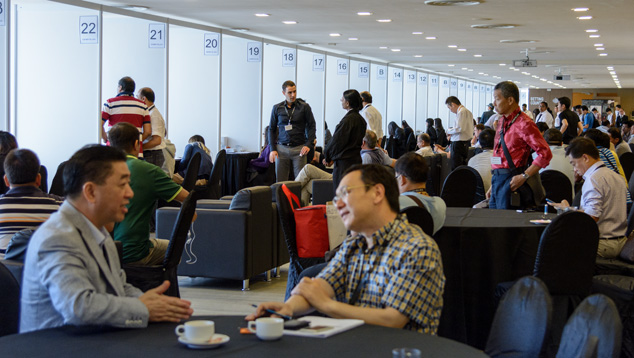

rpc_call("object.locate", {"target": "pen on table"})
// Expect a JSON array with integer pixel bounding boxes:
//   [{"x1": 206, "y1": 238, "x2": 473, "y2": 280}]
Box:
[{"x1": 251, "y1": 304, "x2": 293, "y2": 320}]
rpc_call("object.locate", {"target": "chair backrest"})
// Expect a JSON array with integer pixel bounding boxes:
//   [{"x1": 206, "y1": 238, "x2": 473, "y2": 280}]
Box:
[
  {"x1": 533, "y1": 211, "x2": 599, "y2": 296},
  {"x1": 400, "y1": 205, "x2": 434, "y2": 237},
  {"x1": 540, "y1": 169, "x2": 574, "y2": 205},
  {"x1": 271, "y1": 181, "x2": 301, "y2": 203},
  {"x1": 0, "y1": 261, "x2": 20, "y2": 337},
  {"x1": 275, "y1": 185, "x2": 300, "y2": 262},
  {"x1": 627, "y1": 204, "x2": 634, "y2": 238},
  {"x1": 312, "y1": 179, "x2": 334, "y2": 206},
  {"x1": 204, "y1": 149, "x2": 226, "y2": 199},
  {"x1": 485, "y1": 276, "x2": 552, "y2": 358},
  {"x1": 440, "y1": 165, "x2": 478, "y2": 207},
  {"x1": 462, "y1": 165, "x2": 486, "y2": 204},
  {"x1": 406, "y1": 132, "x2": 417, "y2": 152},
  {"x1": 181, "y1": 152, "x2": 201, "y2": 192},
  {"x1": 162, "y1": 188, "x2": 202, "y2": 269},
  {"x1": 630, "y1": 143, "x2": 634, "y2": 155},
  {"x1": 556, "y1": 294, "x2": 622, "y2": 358},
  {"x1": 620, "y1": 152, "x2": 634, "y2": 183},
  {"x1": 49, "y1": 161, "x2": 67, "y2": 196},
  {"x1": 38, "y1": 165, "x2": 48, "y2": 193}
]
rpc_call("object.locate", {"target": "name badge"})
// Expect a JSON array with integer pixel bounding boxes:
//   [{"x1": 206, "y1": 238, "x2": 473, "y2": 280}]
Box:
[
  {"x1": 285, "y1": 124, "x2": 293, "y2": 131},
  {"x1": 491, "y1": 156, "x2": 502, "y2": 165}
]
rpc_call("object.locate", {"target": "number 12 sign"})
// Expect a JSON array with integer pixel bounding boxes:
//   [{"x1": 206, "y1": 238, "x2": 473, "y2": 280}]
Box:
[{"x1": 79, "y1": 16, "x2": 98, "y2": 44}]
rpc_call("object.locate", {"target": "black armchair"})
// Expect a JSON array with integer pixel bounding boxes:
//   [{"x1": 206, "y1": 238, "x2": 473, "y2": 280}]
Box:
[
  {"x1": 0, "y1": 261, "x2": 20, "y2": 337},
  {"x1": 197, "y1": 150, "x2": 226, "y2": 200},
  {"x1": 441, "y1": 165, "x2": 478, "y2": 207}
]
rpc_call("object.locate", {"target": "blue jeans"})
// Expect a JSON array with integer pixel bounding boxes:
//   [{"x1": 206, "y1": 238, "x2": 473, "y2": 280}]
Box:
[{"x1": 489, "y1": 170, "x2": 514, "y2": 210}]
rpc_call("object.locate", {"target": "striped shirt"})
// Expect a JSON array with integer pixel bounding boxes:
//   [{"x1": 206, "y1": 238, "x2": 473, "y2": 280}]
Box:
[
  {"x1": 0, "y1": 186, "x2": 63, "y2": 253},
  {"x1": 318, "y1": 214, "x2": 445, "y2": 334},
  {"x1": 102, "y1": 92, "x2": 151, "y2": 131}
]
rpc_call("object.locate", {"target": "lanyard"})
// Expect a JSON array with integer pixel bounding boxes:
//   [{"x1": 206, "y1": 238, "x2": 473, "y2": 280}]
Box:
[
  {"x1": 284, "y1": 103, "x2": 296, "y2": 124},
  {"x1": 496, "y1": 111, "x2": 522, "y2": 151}
]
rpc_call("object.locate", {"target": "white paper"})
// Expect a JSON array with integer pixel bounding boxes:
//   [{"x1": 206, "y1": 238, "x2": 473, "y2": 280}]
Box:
[
  {"x1": 337, "y1": 59, "x2": 348, "y2": 75},
  {"x1": 79, "y1": 15, "x2": 98, "y2": 44},
  {"x1": 284, "y1": 316, "x2": 364, "y2": 338},
  {"x1": 326, "y1": 202, "x2": 346, "y2": 250},
  {"x1": 247, "y1": 42, "x2": 262, "y2": 62},
  {"x1": 148, "y1": 23, "x2": 165, "y2": 48},
  {"x1": 204, "y1": 33, "x2": 220, "y2": 56},
  {"x1": 377, "y1": 66, "x2": 387, "y2": 80},
  {"x1": 358, "y1": 63, "x2": 369, "y2": 78},
  {"x1": 312, "y1": 55, "x2": 324, "y2": 72}
]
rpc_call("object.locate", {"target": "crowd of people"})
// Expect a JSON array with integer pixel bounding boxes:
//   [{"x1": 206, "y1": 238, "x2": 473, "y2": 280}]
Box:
[{"x1": 1, "y1": 77, "x2": 631, "y2": 340}]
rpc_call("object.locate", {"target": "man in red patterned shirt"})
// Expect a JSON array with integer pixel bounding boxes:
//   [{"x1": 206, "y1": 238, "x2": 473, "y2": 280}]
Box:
[
  {"x1": 487, "y1": 81, "x2": 552, "y2": 209},
  {"x1": 101, "y1": 77, "x2": 151, "y2": 146}
]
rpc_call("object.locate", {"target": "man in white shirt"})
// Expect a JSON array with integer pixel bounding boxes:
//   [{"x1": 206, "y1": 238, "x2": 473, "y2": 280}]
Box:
[
  {"x1": 522, "y1": 104, "x2": 534, "y2": 120},
  {"x1": 416, "y1": 133, "x2": 435, "y2": 157},
  {"x1": 534, "y1": 129, "x2": 575, "y2": 193},
  {"x1": 468, "y1": 128, "x2": 494, "y2": 192},
  {"x1": 535, "y1": 101, "x2": 554, "y2": 128},
  {"x1": 360, "y1": 91, "x2": 384, "y2": 147},
  {"x1": 445, "y1": 96, "x2": 474, "y2": 170},
  {"x1": 552, "y1": 137, "x2": 628, "y2": 258},
  {"x1": 606, "y1": 108, "x2": 614, "y2": 126},
  {"x1": 137, "y1": 87, "x2": 166, "y2": 170}
]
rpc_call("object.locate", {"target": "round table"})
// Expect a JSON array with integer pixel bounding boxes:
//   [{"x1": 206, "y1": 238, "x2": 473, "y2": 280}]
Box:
[{"x1": 0, "y1": 315, "x2": 489, "y2": 357}]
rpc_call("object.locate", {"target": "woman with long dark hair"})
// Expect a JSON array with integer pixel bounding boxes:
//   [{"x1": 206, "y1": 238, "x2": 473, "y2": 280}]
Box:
[
  {"x1": 434, "y1": 118, "x2": 448, "y2": 148},
  {"x1": 426, "y1": 118, "x2": 438, "y2": 146},
  {"x1": 324, "y1": 89, "x2": 367, "y2": 189},
  {"x1": 0, "y1": 131, "x2": 18, "y2": 195},
  {"x1": 385, "y1": 121, "x2": 407, "y2": 159}
]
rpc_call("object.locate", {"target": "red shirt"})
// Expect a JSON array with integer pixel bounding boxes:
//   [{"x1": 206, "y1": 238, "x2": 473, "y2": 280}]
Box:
[{"x1": 492, "y1": 107, "x2": 552, "y2": 170}]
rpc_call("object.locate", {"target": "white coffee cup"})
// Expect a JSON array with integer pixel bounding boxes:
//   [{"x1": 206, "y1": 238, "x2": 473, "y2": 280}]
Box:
[
  {"x1": 248, "y1": 317, "x2": 284, "y2": 341},
  {"x1": 175, "y1": 320, "x2": 215, "y2": 343}
]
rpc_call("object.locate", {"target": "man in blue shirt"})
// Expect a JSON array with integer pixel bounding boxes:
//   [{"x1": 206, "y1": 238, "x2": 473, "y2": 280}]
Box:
[{"x1": 581, "y1": 105, "x2": 595, "y2": 132}]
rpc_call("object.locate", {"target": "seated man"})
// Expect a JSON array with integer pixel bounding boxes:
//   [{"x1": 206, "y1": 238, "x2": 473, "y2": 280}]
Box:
[
  {"x1": 467, "y1": 128, "x2": 494, "y2": 192},
  {"x1": 294, "y1": 164, "x2": 333, "y2": 206},
  {"x1": 395, "y1": 153, "x2": 447, "y2": 235},
  {"x1": 20, "y1": 145, "x2": 192, "y2": 333},
  {"x1": 551, "y1": 137, "x2": 628, "y2": 258},
  {"x1": 360, "y1": 130, "x2": 395, "y2": 167},
  {"x1": 250, "y1": 164, "x2": 445, "y2": 334},
  {"x1": 415, "y1": 133, "x2": 435, "y2": 157},
  {"x1": 108, "y1": 123, "x2": 189, "y2": 265},
  {"x1": 534, "y1": 128, "x2": 575, "y2": 191},
  {"x1": 608, "y1": 127, "x2": 631, "y2": 158},
  {"x1": 0, "y1": 149, "x2": 63, "y2": 259},
  {"x1": 470, "y1": 123, "x2": 485, "y2": 148}
]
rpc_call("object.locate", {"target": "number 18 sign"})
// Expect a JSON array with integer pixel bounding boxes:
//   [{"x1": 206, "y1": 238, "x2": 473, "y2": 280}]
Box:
[
  {"x1": 0, "y1": 0, "x2": 6, "y2": 27},
  {"x1": 79, "y1": 16, "x2": 98, "y2": 44}
]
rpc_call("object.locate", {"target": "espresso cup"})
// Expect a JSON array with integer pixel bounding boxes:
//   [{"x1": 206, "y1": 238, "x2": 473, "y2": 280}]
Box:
[
  {"x1": 248, "y1": 317, "x2": 284, "y2": 341},
  {"x1": 175, "y1": 320, "x2": 215, "y2": 343}
]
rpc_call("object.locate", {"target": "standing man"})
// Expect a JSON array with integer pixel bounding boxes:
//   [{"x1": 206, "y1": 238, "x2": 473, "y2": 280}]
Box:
[
  {"x1": 20, "y1": 145, "x2": 193, "y2": 333},
  {"x1": 606, "y1": 108, "x2": 614, "y2": 126},
  {"x1": 269, "y1": 80, "x2": 316, "y2": 182},
  {"x1": 522, "y1": 104, "x2": 534, "y2": 120},
  {"x1": 445, "y1": 96, "x2": 474, "y2": 170},
  {"x1": 360, "y1": 91, "x2": 384, "y2": 147},
  {"x1": 480, "y1": 103, "x2": 494, "y2": 125},
  {"x1": 535, "y1": 101, "x2": 554, "y2": 128},
  {"x1": 137, "y1": 87, "x2": 166, "y2": 170},
  {"x1": 558, "y1": 97, "x2": 582, "y2": 144},
  {"x1": 615, "y1": 105, "x2": 624, "y2": 128},
  {"x1": 488, "y1": 81, "x2": 552, "y2": 210},
  {"x1": 101, "y1": 77, "x2": 151, "y2": 149},
  {"x1": 581, "y1": 105, "x2": 595, "y2": 132}
]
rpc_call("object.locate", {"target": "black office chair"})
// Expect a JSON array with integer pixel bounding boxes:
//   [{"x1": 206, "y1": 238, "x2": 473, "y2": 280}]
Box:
[
  {"x1": 181, "y1": 152, "x2": 202, "y2": 192},
  {"x1": 556, "y1": 294, "x2": 622, "y2": 358},
  {"x1": 198, "y1": 149, "x2": 226, "y2": 200},
  {"x1": 621, "y1": 152, "x2": 634, "y2": 184},
  {"x1": 440, "y1": 165, "x2": 478, "y2": 207},
  {"x1": 591, "y1": 275, "x2": 634, "y2": 358},
  {"x1": 49, "y1": 161, "x2": 67, "y2": 197},
  {"x1": 485, "y1": 276, "x2": 552, "y2": 358},
  {"x1": 122, "y1": 189, "x2": 201, "y2": 298},
  {"x1": 462, "y1": 165, "x2": 486, "y2": 205},
  {"x1": 400, "y1": 205, "x2": 434, "y2": 237},
  {"x1": 38, "y1": 165, "x2": 48, "y2": 194},
  {"x1": 0, "y1": 261, "x2": 20, "y2": 337},
  {"x1": 276, "y1": 185, "x2": 324, "y2": 300},
  {"x1": 540, "y1": 169, "x2": 573, "y2": 213}
]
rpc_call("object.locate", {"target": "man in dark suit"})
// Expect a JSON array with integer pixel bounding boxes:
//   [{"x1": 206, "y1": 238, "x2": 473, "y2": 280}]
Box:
[{"x1": 480, "y1": 103, "x2": 494, "y2": 125}]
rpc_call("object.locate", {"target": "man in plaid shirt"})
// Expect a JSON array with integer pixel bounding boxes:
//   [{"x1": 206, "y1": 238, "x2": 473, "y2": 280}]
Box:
[{"x1": 248, "y1": 164, "x2": 445, "y2": 334}]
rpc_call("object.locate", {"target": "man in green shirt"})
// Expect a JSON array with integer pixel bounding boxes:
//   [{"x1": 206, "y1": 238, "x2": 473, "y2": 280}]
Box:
[{"x1": 108, "y1": 123, "x2": 189, "y2": 265}]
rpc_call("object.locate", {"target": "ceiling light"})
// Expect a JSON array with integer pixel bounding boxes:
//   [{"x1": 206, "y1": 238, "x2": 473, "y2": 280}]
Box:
[
  {"x1": 348, "y1": 37, "x2": 358, "y2": 40},
  {"x1": 478, "y1": 72, "x2": 484, "y2": 75},
  {"x1": 448, "y1": 45, "x2": 457, "y2": 48},
  {"x1": 499, "y1": 63, "x2": 506, "y2": 66},
  {"x1": 596, "y1": 47, "x2": 605, "y2": 50},
  {"x1": 513, "y1": 69, "x2": 519, "y2": 71},
  {"x1": 609, "y1": 71, "x2": 616, "y2": 75},
  {"x1": 425, "y1": 36, "x2": 436, "y2": 40},
  {"x1": 391, "y1": 48, "x2": 401, "y2": 52},
  {"x1": 118, "y1": 5, "x2": 149, "y2": 11},
  {"x1": 414, "y1": 55, "x2": 423, "y2": 58},
  {"x1": 540, "y1": 79, "x2": 547, "y2": 82},
  {"x1": 448, "y1": 64, "x2": 455, "y2": 67},
  {"x1": 594, "y1": 43, "x2": 603, "y2": 47},
  {"x1": 379, "y1": 46, "x2": 388, "y2": 49},
  {"x1": 231, "y1": 28, "x2": 249, "y2": 32},
  {"x1": 471, "y1": 24, "x2": 518, "y2": 29},
  {"x1": 329, "y1": 33, "x2": 341, "y2": 37},
  {"x1": 425, "y1": 1, "x2": 483, "y2": 6},
  {"x1": 473, "y1": 54, "x2": 482, "y2": 57},
  {"x1": 299, "y1": 42, "x2": 314, "y2": 46},
  {"x1": 282, "y1": 21, "x2": 297, "y2": 24},
  {"x1": 599, "y1": 53, "x2": 608, "y2": 56},
  {"x1": 255, "y1": 13, "x2": 270, "y2": 17},
  {"x1": 462, "y1": 67, "x2": 468, "y2": 70},
  {"x1": 577, "y1": 16, "x2": 592, "y2": 20},
  {"x1": 468, "y1": 69, "x2": 473, "y2": 71},
  {"x1": 585, "y1": 29, "x2": 598, "y2": 33},
  {"x1": 377, "y1": 19, "x2": 392, "y2": 23},
  {"x1": 357, "y1": 12, "x2": 373, "y2": 16},
  {"x1": 572, "y1": 7, "x2": 589, "y2": 11},
  {"x1": 508, "y1": 67, "x2": 516, "y2": 70},
  {"x1": 412, "y1": 32, "x2": 423, "y2": 35},
  {"x1": 589, "y1": 35, "x2": 600, "y2": 38},
  {"x1": 607, "y1": 66, "x2": 614, "y2": 70},
  {"x1": 457, "y1": 48, "x2": 467, "y2": 51}
]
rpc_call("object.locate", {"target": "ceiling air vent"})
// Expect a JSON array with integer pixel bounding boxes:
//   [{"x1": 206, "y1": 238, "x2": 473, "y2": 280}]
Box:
[
  {"x1": 424, "y1": 1, "x2": 483, "y2": 6},
  {"x1": 471, "y1": 24, "x2": 518, "y2": 29},
  {"x1": 500, "y1": 39, "x2": 538, "y2": 44}
]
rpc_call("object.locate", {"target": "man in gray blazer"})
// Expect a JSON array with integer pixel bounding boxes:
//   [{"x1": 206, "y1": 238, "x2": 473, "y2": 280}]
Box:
[{"x1": 20, "y1": 145, "x2": 193, "y2": 333}]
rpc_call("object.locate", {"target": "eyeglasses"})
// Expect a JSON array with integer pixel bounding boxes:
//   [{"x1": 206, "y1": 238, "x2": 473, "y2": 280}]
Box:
[{"x1": 333, "y1": 184, "x2": 371, "y2": 203}]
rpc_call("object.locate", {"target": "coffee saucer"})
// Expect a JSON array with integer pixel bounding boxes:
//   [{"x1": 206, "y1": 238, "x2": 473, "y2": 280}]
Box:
[{"x1": 178, "y1": 334, "x2": 230, "y2": 349}]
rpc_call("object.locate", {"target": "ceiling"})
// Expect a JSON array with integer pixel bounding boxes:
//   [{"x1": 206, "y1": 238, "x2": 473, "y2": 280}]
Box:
[{"x1": 88, "y1": 0, "x2": 634, "y2": 90}]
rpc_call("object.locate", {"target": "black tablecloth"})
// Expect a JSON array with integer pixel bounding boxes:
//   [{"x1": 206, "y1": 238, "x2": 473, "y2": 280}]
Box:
[
  {"x1": 0, "y1": 316, "x2": 488, "y2": 357},
  {"x1": 221, "y1": 152, "x2": 260, "y2": 196},
  {"x1": 434, "y1": 208, "x2": 554, "y2": 349}
]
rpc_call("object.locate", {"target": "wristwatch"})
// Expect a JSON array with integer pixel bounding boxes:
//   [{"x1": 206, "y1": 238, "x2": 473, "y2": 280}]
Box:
[{"x1": 521, "y1": 173, "x2": 529, "y2": 180}]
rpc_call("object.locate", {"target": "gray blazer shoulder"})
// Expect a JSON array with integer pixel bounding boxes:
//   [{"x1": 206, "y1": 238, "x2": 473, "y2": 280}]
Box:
[{"x1": 20, "y1": 201, "x2": 148, "y2": 333}]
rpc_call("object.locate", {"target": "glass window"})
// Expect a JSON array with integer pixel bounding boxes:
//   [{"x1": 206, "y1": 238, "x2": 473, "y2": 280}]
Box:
[
  {"x1": 168, "y1": 25, "x2": 220, "y2": 157},
  {"x1": 296, "y1": 49, "x2": 325, "y2": 146}
]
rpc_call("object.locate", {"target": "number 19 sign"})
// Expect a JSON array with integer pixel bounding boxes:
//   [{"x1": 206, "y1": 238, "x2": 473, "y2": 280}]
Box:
[
  {"x1": 247, "y1": 42, "x2": 262, "y2": 62},
  {"x1": 79, "y1": 15, "x2": 98, "y2": 44},
  {"x1": 148, "y1": 23, "x2": 165, "y2": 48}
]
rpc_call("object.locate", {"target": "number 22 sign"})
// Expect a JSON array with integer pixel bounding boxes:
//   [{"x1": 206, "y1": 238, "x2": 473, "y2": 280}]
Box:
[{"x1": 79, "y1": 16, "x2": 98, "y2": 44}]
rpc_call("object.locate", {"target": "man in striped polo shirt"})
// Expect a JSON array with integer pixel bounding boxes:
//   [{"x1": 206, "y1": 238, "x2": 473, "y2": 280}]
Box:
[
  {"x1": 0, "y1": 149, "x2": 63, "y2": 259},
  {"x1": 101, "y1": 76, "x2": 152, "y2": 150}
]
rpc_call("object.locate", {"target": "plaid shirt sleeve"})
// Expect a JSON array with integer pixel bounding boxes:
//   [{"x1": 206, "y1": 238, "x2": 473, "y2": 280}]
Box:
[{"x1": 317, "y1": 238, "x2": 355, "y2": 301}]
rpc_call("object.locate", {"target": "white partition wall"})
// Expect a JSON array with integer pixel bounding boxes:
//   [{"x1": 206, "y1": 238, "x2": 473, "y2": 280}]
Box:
[
  {"x1": 370, "y1": 63, "x2": 387, "y2": 138},
  {"x1": 0, "y1": 4, "x2": 7, "y2": 131},
  {"x1": 102, "y1": 13, "x2": 166, "y2": 120},
  {"x1": 349, "y1": 60, "x2": 369, "y2": 94},
  {"x1": 465, "y1": 82, "x2": 474, "y2": 114},
  {"x1": 428, "y1": 74, "x2": 439, "y2": 120},
  {"x1": 439, "y1": 76, "x2": 451, "y2": 127},
  {"x1": 478, "y1": 85, "x2": 487, "y2": 117},
  {"x1": 262, "y1": 43, "x2": 296, "y2": 136},
  {"x1": 168, "y1": 25, "x2": 220, "y2": 156},
  {"x1": 458, "y1": 80, "x2": 466, "y2": 104},
  {"x1": 472, "y1": 84, "x2": 481, "y2": 120},
  {"x1": 14, "y1": 0, "x2": 100, "y2": 184},
  {"x1": 415, "y1": 72, "x2": 429, "y2": 131},
  {"x1": 220, "y1": 34, "x2": 261, "y2": 152},
  {"x1": 324, "y1": 55, "x2": 349, "y2": 137},
  {"x1": 386, "y1": 66, "x2": 403, "y2": 126},
  {"x1": 297, "y1": 49, "x2": 325, "y2": 146},
  {"x1": 449, "y1": 77, "x2": 458, "y2": 97},
  {"x1": 403, "y1": 69, "x2": 416, "y2": 130},
  {"x1": 485, "y1": 85, "x2": 493, "y2": 113}
]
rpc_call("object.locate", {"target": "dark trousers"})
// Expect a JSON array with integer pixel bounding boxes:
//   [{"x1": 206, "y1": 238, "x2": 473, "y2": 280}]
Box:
[
  {"x1": 143, "y1": 149, "x2": 165, "y2": 169},
  {"x1": 332, "y1": 157, "x2": 362, "y2": 191},
  {"x1": 450, "y1": 140, "x2": 470, "y2": 170},
  {"x1": 489, "y1": 169, "x2": 514, "y2": 209}
]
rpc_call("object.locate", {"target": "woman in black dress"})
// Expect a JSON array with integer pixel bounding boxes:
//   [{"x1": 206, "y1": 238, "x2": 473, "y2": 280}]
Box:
[
  {"x1": 434, "y1": 118, "x2": 448, "y2": 148},
  {"x1": 425, "y1": 118, "x2": 437, "y2": 146}
]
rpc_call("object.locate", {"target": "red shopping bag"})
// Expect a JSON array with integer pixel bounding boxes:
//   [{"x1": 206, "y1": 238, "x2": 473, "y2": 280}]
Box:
[{"x1": 281, "y1": 184, "x2": 329, "y2": 258}]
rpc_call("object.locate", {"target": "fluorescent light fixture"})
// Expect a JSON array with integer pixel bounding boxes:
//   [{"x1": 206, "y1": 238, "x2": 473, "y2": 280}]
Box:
[
  {"x1": 499, "y1": 63, "x2": 506, "y2": 66},
  {"x1": 448, "y1": 45, "x2": 457, "y2": 48},
  {"x1": 348, "y1": 37, "x2": 358, "y2": 40},
  {"x1": 594, "y1": 43, "x2": 603, "y2": 47},
  {"x1": 599, "y1": 53, "x2": 608, "y2": 56},
  {"x1": 478, "y1": 72, "x2": 484, "y2": 75},
  {"x1": 377, "y1": 19, "x2": 392, "y2": 23},
  {"x1": 414, "y1": 55, "x2": 423, "y2": 58},
  {"x1": 577, "y1": 16, "x2": 592, "y2": 20},
  {"x1": 474, "y1": 54, "x2": 482, "y2": 57},
  {"x1": 609, "y1": 71, "x2": 616, "y2": 74},
  {"x1": 379, "y1": 46, "x2": 388, "y2": 49},
  {"x1": 468, "y1": 69, "x2": 473, "y2": 71},
  {"x1": 329, "y1": 33, "x2": 341, "y2": 37},
  {"x1": 425, "y1": 36, "x2": 436, "y2": 40},
  {"x1": 357, "y1": 11, "x2": 373, "y2": 15},
  {"x1": 607, "y1": 67, "x2": 614, "y2": 70},
  {"x1": 255, "y1": 13, "x2": 270, "y2": 17},
  {"x1": 457, "y1": 48, "x2": 467, "y2": 51},
  {"x1": 596, "y1": 47, "x2": 605, "y2": 50},
  {"x1": 462, "y1": 67, "x2": 468, "y2": 70},
  {"x1": 391, "y1": 48, "x2": 401, "y2": 52},
  {"x1": 282, "y1": 21, "x2": 297, "y2": 24},
  {"x1": 412, "y1": 32, "x2": 423, "y2": 35},
  {"x1": 572, "y1": 7, "x2": 589, "y2": 11},
  {"x1": 585, "y1": 29, "x2": 598, "y2": 33},
  {"x1": 589, "y1": 35, "x2": 600, "y2": 38}
]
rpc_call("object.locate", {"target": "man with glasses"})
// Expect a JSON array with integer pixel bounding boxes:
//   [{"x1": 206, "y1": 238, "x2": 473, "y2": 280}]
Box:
[{"x1": 248, "y1": 164, "x2": 445, "y2": 335}]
